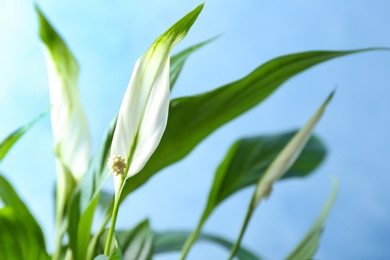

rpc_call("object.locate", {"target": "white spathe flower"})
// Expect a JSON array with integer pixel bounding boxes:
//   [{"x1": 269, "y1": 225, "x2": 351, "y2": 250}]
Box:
[
  {"x1": 109, "y1": 4, "x2": 204, "y2": 190},
  {"x1": 37, "y1": 8, "x2": 91, "y2": 181}
]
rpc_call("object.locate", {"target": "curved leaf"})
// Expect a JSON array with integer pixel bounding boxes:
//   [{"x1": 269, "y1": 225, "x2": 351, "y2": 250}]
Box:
[
  {"x1": 212, "y1": 132, "x2": 324, "y2": 220},
  {"x1": 181, "y1": 131, "x2": 326, "y2": 258},
  {"x1": 0, "y1": 109, "x2": 48, "y2": 163},
  {"x1": 96, "y1": 221, "x2": 153, "y2": 260},
  {"x1": 285, "y1": 179, "x2": 339, "y2": 260},
  {"x1": 0, "y1": 175, "x2": 49, "y2": 259},
  {"x1": 154, "y1": 231, "x2": 260, "y2": 260},
  {"x1": 228, "y1": 93, "x2": 333, "y2": 259},
  {"x1": 121, "y1": 49, "x2": 379, "y2": 201}
]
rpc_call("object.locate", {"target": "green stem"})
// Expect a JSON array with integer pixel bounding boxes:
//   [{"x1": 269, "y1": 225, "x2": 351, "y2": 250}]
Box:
[
  {"x1": 180, "y1": 218, "x2": 205, "y2": 260},
  {"x1": 104, "y1": 176, "x2": 125, "y2": 256},
  {"x1": 87, "y1": 213, "x2": 111, "y2": 260},
  {"x1": 52, "y1": 219, "x2": 63, "y2": 260},
  {"x1": 228, "y1": 195, "x2": 256, "y2": 260}
]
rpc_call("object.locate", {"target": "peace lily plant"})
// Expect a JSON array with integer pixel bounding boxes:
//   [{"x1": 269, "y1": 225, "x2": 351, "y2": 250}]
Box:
[{"x1": 0, "y1": 2, "x2": 385, "y2": 260}]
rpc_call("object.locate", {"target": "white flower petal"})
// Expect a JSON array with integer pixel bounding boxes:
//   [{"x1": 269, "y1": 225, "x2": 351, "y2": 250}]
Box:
[{"x1": 110, "y1": 4, "x2": 203, "y2": 182}]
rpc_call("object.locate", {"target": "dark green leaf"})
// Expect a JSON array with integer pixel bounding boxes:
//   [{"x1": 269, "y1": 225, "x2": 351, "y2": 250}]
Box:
[
  {"x1": 285, "y1": 179, "x2": 339, "y2": 260},
  {"x1": 181, "y1": 132, "x2": 325, "y2": 258},
  {"x1": 121, "y1": 49, "x2": 377, "y2": 201},
  {"x1": 170, "y1": 35, "x2": 219, "y2": 89},
  {"x1": 154, "y1": 231, "x2": 260, "y2": 260},
  {"x1": 0, "y1": 109, "x2": 48, "y2": 162},
  {"x1": 204, "y1": 131, "x2": 325, "y2": 223},
  {"x1": 0, "y1": 175, "x2": 49, "y2": 259}
]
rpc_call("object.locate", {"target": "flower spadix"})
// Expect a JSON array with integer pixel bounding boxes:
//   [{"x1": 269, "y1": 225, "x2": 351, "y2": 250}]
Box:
[
  {"x1": 36, "y1": 7, "x2": 91, "y2": 181},
  {"x1": 109, "y1": 4, "x2": 204, "y2": 190}
]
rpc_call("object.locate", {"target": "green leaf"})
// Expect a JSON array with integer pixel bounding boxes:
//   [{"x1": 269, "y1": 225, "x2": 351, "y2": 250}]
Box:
[
  {"x1": 121, "y1": 49, "x2": 378, "y2": 201},
  {"x1": 94, "y1": 234, "x2": 122, "y2": 260},
  {"x1": 154, "y1": 231, "x2": 260, "y2": 260},
  {"x1": 208, "y1": 132, "x2": 325, "y2": 217},
  {"x1": 0, "y1": 175, "x2": 49, "y2": 259},
  {"x1": 285, "y1": 179, "x2": 339, "y2": 260},
  {"x1": 170, "y1": 35, "x2": 219, "y2": 89},
  {"x1": 96, "y1": 221, "x2": 152, "y2": 260},
  {"x1": 68, "y1": 118, "x2": 116, "y2": 260},
  {"x1": 181, "y1": 131, "x2": 326, "y2": 258},
  {"x1": 0, "y1": 109, "x2": 48, "y2": 162},
  {"x1": 228, "y1": 93, "x2": 334, "y2": 259},
  {"x1": 114, "y1": 220, "x2": 154, "y2": 260}
]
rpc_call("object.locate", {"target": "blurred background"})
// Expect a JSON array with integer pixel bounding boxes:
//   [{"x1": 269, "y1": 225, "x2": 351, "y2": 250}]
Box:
[{"x1": 0, "y1": 0, "x2": 389, "y2": 259}]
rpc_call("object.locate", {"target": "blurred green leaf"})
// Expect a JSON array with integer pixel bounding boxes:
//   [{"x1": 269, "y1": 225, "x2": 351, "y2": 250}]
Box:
[
  {"x1": 181, "y1": 131, "x2": 326, "y2": 258},
  {"x1": 96, "y1": 222, "x2": 152, "y2": 260},
  {"x1": 285, "y1": 179, "x2": 339, "y2": 260},
  {"x1": 68, "y1": 118, "x2": 116, "y2": 260},
  {"x1": 209, "y1": 132, "x2": 325, "y2": 214},
  {"x1": 111, "y1": 220, "x2": 153, "y2": 260},
  {"x1": 0, "y1": 175, "x2": 49, "y2": 259},
  {"x1": 228, "y1": 93, "x2": 333, "y2": 259},
  {"x1": 121, "y1": 49, "x2": 375, "y2": 201},
  {"x1": 0, "y1": 109, "x2": 48, "y2": 163},
  {"x1": 154, "y1": 231, "x2": 260, "y2": 260},
  {"x1": 170, "y1": 36, "x2": 219, "y2": 89}
]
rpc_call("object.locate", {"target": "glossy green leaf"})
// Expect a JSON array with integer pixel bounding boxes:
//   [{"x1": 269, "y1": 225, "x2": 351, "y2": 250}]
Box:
[
  {"x1": 170, "y1": 36, "x2": 219, "y2": 89},
  {"x1": 154, "y1": 231, "x2": 260, "y2": 260},
  {"x1": 0, "y1": 109, "x2": 48, "y2": 163},
  {"x1": 120, "y1": 49, "x2": 377, "y2": 201},
  {"x1": 228, "y1": 93, "x2": 333, "y2": 259},
  {"x1": 285, "y1": 179, "x2": 339, "y2": 260},
  {"x1": 181, "y1": 131, "x2": 326, "y2": 258},
  {"x1": 0, "y1": 175, "x2": 49, "y2": 259}
]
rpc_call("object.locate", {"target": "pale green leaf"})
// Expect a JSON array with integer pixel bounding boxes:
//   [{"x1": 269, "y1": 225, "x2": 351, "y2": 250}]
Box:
[
  {"x1": 285, "y1": 179, "x2": 339, "y2": 260},
  {"x1": 254, "y1": 92, "x2": 333, "y2": 205},
  {"x1": 0, "y1": 109, "x2": 48, "y2": 162},
  {"x1": 96, "y1": 220, "x2": 154, "y2": 260}
]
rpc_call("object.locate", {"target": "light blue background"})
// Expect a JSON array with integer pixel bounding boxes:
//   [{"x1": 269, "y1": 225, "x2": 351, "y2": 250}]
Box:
[{"x1": 0, "y1": 0, "x2": 389, "y2": 259}]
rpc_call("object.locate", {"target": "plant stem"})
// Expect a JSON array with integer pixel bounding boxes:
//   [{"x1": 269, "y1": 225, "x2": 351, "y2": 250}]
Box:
[
  {"x1": 180, "y1": 218, "x2": 205, "y2": 260},
  {"x1": 104, "y1": 176, "x2": 125, "y2": 255},
  {"x1": 228, "y1": 195, "x2": 256, "y2": 260}
]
